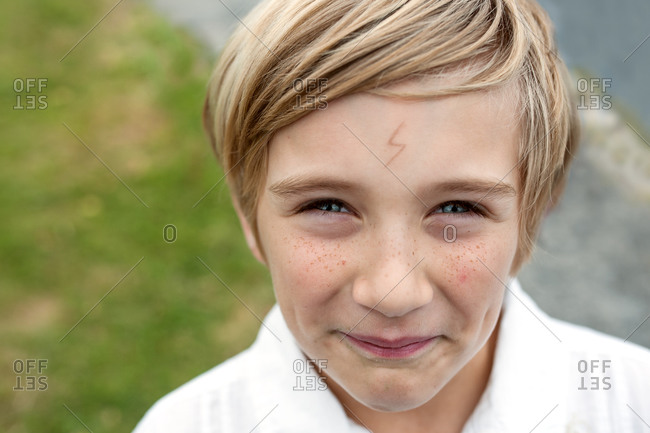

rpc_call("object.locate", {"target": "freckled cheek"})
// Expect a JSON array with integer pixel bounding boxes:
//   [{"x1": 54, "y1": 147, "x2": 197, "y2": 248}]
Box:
[
  {"x1": 439, "y1": 238, "x2": 511, "y2": 303},
  {"x1": 271, "y1": 237, "x2": 351, "y2": 304},
  {"x1": 434, "y1": 242, "x2": 507, "y2": 340},
  {"x1": 438, "y1": 241, "x2": 481, "y2": 286}
]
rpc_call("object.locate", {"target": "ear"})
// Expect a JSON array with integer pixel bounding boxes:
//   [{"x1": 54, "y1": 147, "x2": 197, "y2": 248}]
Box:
[{"x1": 231, "y1": 195, "x2": 267, "y2": 267}]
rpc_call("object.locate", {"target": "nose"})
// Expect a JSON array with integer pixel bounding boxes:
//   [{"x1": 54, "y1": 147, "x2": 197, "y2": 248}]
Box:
[{"x1": 351, "y1": 228, "x2": 432, "y2": 318}]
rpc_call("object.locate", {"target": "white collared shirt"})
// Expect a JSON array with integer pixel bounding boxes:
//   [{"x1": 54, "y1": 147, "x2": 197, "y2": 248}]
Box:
[{"x1": 133, "y1": 279, "x2": 650, "y2": 432}]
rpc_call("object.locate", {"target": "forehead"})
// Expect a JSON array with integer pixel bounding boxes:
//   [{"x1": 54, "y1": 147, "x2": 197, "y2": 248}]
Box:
[{"x1": 266, "y1": 80, "x2": 521, "y2": 195}]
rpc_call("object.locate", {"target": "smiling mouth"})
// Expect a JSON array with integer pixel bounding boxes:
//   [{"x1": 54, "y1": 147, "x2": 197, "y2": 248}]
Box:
[{"x1": 340, "y1": 333, "x2": 439, "y2": 359}]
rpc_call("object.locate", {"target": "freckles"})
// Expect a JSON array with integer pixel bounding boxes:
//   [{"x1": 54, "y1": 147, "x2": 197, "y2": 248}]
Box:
[
  {"x1": 455, "y1": 260, "x2": 478, "y2": 287},
  {"x1": 439, "y1": 240, "x2": 486, "y2": 286},
  {"x1": 289, "y1": 237, "x2": 347, "y2": 279}
]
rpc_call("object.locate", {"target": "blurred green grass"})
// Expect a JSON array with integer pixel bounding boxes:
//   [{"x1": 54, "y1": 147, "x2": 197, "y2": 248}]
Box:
[{"x1": 0, "y1": 0, "x2": 273, "y2": 431}]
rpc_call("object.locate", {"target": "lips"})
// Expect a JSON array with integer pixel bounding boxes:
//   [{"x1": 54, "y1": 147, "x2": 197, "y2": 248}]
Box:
[{"x1": 341, "y1": 332, "x2": 438, "y2": 359}]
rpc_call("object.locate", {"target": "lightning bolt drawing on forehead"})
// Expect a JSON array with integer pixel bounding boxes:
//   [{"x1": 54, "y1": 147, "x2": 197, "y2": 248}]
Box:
[{"x1": 386, "y1": 121, "x2": 406, "y2": 167}]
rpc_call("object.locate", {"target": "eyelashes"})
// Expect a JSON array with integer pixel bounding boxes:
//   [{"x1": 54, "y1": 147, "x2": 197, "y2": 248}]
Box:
[
  {"x1": 297, "y1": 198, "x2": 486, "y2": 218},
  {"x1": 433, "y1": 201, "x2": 486, "y2": 218},
  {"x1": 297, "y1": 199, "x2": 352, "y2": 217}
]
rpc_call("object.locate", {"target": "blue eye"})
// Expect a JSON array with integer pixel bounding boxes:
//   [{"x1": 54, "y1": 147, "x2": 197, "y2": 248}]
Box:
[
  {"x1": 302, "y1": 199, "x2": 350, "y2": 214},
  {"x1": 298, "y1": 199, "x2": 482, "y2": 217},
  {"x1": 434, "y1": 201, "x2": 481, "y2": 216},
  {"x1": 438, "y1": 202, "x2": 468, "y2": 213}
]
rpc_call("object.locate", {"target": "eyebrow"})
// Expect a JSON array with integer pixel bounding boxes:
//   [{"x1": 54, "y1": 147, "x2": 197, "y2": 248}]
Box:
[{"x1": 268, "y1": 174, "x2": 516, "y2": 204}]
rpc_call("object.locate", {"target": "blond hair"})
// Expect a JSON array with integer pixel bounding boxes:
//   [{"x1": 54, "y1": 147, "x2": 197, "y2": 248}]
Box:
[{"x1": 203, "y1": 0, "x2": 580, "y2": 274}]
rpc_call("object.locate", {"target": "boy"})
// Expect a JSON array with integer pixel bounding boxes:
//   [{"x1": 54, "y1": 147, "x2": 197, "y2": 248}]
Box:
[{"x1": 134, "y1": 0, "x2": 650, "y2": 431}]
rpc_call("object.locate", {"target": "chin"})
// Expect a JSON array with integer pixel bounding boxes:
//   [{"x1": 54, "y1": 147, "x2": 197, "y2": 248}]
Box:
[
  {"x1": 342, "y1": 374, "x2": 439, "y2": 413},
  {"x1": 355, "y1": 390, "x2": 432, "y2": 413}
]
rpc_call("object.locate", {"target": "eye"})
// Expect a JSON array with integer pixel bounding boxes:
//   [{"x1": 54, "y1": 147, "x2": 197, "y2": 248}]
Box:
[
  {"x1": 433, "y1": 201, "x2": 483, "y2": 216},
  {"x1": 299, "y1": 199, "x2": 351, "y2": 215}
]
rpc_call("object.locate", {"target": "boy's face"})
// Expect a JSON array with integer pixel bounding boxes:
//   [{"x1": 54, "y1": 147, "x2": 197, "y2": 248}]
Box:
[{"x1": 239, "y1": 80, "x2": 521, "y2": 411}]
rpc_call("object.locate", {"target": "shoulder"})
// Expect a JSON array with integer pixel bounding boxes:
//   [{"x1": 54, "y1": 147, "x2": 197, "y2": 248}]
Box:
[
  {"x1": 467, "y1": 279, "x2": 650, "y2": 433},
  {"x1": 553, "y1": 314, "x2": 650, "y2": 363},
  {"x1": 507, "y1": 279, "x2": 650, "y2": 431},
  {"x1": 500, "y1": 278, "x2": 650, "y2": 369},
  {"x1": 132, "y1": 305, "x2": 289, "y2": 433},
  {"x1": 552, "y1": 316, "x2": 650, "y2": 396},
  {"x1": 549, "y1": 317, "x2": 650, "y2": 432},
  {"x1": 131, "y1": 305, "x2": 358, "y2": 433},
  {"x1": 131, "y1": 339, "x2": 265, "y2": 433}
]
